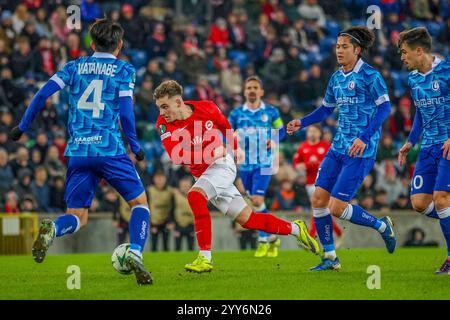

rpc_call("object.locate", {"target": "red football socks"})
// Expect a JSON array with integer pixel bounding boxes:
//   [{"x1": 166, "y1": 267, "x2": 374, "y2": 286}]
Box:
[
  {"x1": 242, "y1": 211, "x2": 292, "y2": 235},
  {"x1": 187, "y1": 191, "x2": 212, "y2": 251}
]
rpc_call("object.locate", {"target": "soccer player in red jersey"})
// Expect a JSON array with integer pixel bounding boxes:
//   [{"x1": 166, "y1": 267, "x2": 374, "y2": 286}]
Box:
[
  {"x1": 293, "y1": 125, "x2": 343, "y2": 240},
  {"x1": 154, "y1": 80, "x2": 319, "y2": 273}
]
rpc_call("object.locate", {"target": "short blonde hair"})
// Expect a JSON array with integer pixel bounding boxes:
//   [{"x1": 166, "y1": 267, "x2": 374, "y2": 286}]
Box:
[{"x1": 153, "y1": 80, "x2": 183, "y2": 100}]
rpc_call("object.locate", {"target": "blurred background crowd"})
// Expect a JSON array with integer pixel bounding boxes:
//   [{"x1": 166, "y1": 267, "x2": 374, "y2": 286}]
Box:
[{"x1": 0, "y1": 0, "x2": 449, "y2": 249}]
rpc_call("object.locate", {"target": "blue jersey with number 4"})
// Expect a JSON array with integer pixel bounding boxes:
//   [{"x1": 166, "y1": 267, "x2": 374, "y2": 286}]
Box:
[
  {"x1": 51, "y1": 52, "x2": 136, "y2": 157},
  {"x1": 322, "y1": 59, "x2": 389, "y2": 159},
  {"x1": 408, "y1": 57, "x2": 450, "y2": 148}
]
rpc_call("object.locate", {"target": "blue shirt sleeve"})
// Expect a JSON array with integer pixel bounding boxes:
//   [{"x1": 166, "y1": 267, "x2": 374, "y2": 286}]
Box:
[
  {"x1": 50, "y1": 60, "x2": 76, "y2": 89},
  {"x1": 301, "y1": 104, "x2": 335, "y2": 128},
  {"x1": 407, "y1": 110, "x2": 423, "y2": 146},
  {"x1": 119, "y1": 96, "x2": 141, "y2": 154},
  {"x1": 322, "y1": 74, "x2": 337, "y2": 108},
  {"x1": 358, "y1": 101, "x2": 391, "y2": 144},
  {"x1": 118, "y1": 64, "x2": 136, "y2": 98},
  {"x1": 19, "y1": 80, "x2": 62, "y2": 131},
  {"x1": 368, "y1": 71, "x2": 390, "y2": 106}
]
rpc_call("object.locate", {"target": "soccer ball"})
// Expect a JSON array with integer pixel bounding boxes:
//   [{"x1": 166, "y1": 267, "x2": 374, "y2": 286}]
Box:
[{"x1": 111, "y1": 243, "x2": 132, "y2": 275}]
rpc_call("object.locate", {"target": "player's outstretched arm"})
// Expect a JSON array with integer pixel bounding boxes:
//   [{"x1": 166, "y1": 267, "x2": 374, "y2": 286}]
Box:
[
  {"x1": 398, "y1": 111, "x2": 423, "y2": 166},
  {"x1": 9, "y1": 80, "x2": 61, "y2": 141},
  {"x1": 286, "y1": 104, "x2": 335, "y2": 135},
  {"x1": 119, "y1": 96, "x2": 144, "y2": 161}
]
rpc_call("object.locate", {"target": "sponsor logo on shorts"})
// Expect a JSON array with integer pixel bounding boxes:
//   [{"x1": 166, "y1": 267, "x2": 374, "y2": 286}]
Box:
[{"x1": 338, "y1": 192, "x2": 349, "y2": 197}]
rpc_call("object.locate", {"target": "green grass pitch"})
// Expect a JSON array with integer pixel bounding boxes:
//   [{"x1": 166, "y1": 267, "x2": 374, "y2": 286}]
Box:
[{"x1": 0, "y1": 248, "x2": 449, "y2": 300}]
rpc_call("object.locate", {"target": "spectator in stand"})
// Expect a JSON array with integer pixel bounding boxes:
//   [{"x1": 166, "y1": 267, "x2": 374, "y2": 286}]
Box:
[
  {"x1": 309, "y1": 64, "x2": 326, "y2": 104},
  {"x1": 273, "y1": 152, "x2": 297, "y2": 184},
  {"x1": 148, "y1": 170, "x2": 175, "y2": 252},
  {"x1": 146, "y1": 22, "x2": 170, "y2": 59},
  {"x1": 377, "y1": 133, "x2": 397, "y2": 161},
  {"x1": 49, "y1": 6, "x2": 70, "y2": 43},
  {"x1": 162, "y1": 59, "x2": 183, "y2": 85},
  {"x1": 10, "y1": 36, "x2": 40, "y2": 79},
  {"x1": 261, "y1": 48, "x2": 287, "y2": 94},
  {"x1": 285, "y1": 45, "x2": 304, "y2": 81},
  {"x1": 49, "y1": 175, "x2": 65, "y2": 212},
  {"x1": 120, "y1": 3, "x2": 146, "y2": 49},
  {"x1": 385, "y1": 31, "x2": 404, "y2": 71},
  {"x1": 391, "y1": 194, "x2": 412, "y2": 210},
  {"x1": 135, "y1": 76, "x2": 154, "y2": 122},
  {"x1": 282, "y1": 0, "x2": 301, "y2": 23},
  {"x1": 44, "y1": 145, "x2": 66, "y2": 182},
  {"x1": 0, "y1": 148, "x2": 14, "y2": 195},
  {"x1": 297, "y1": 0, "x2": 326, "y2": 28},
  {"x1": 9, "y1": 146, "x2": 33, "y2": 177},
  {"x1": 208, "y1": 17, "x2": 229, "y2": 48},
  {"x1": 4, "y1": 191, "x2": 21, "y2": 214},
  {"x1": 228, "y1": 12, "x2": 247, "y2": 50},
  {"x1": 270, "y1": 179, "x2": 301, "y2": 211},
  {"x1": 30, "y1": 165, "x2": 50, "y2": 212},
  {"x1": 220, "y1": 62, "x2": 243, "y2": 98},
  {"x1": 390, "y1": 95, "x2": 413, "y2": 140},
  {"x1": 289, "y1": 70, "x2": 313, "y2": 111},
  {"x1": 173, "y1": 176, "x2": 195, "y2": 251},
  {"x1": 21, "y1": 19, "x2": 40, "y2": 49},
  {"x1": 376, "y1": 161, "x2": 405, "y2": 205},
  {"x1": 13, "y1": 168, "x2": 36, "y2": 204},
  {"x1": 373, "y1": 189, "x2": 390, "y2": 213},
  {"x1": 178, "y1": 42, "x2": 207, "y2": 85},
  {"x1": 80, "y1": 0, "x2": 102, "y2": 24},
  {"x1": 114, "y1": 196, "x2": 131, "y2": 245}
]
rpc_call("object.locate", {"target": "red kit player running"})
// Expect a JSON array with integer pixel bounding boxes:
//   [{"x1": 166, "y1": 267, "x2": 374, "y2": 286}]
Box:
[
  {"x1": 154, "y1": 80, "x2": 319, "y2": 273},
  {"x1": 293, "y1": 125, "x2": 343, "y2": 241}
]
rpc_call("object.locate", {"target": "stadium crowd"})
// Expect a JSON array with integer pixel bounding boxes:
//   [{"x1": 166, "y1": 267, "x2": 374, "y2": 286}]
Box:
[{"x1": 0, "y1": 0, "x2": 449, "y2": 250}]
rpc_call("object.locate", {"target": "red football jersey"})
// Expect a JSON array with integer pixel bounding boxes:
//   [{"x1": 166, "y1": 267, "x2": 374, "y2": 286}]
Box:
[
  {"x1": 156, "y1": 100, "x2": 235, "y2": 178},
  {"x1": 293, "y1": 140, "x2": 330, "y2": 185}
]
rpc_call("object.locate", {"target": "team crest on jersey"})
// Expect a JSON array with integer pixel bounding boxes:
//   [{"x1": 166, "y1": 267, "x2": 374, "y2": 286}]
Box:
[
  {"x1": 261, "y1": 114, "x2": 269, "y2": 122},
  {"x1": 158, "y1": 124, "x2": 166, "y2": 135},
  {"x1": 431, "y1": 80, "x2": 440, "y2": 91},
  {"x1": 205, "y1": 120, "x2": 213, "y2": 130},
  {"x1": 348, "y1": 81, "x2": 356, "y2": 90},
  {"x1": 318, "y1": 147, "x2": 325, "y2": 154}
]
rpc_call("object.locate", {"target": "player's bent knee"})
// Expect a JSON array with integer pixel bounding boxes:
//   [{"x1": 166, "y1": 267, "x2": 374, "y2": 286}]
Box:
[
  {"x1": 127, "y1": 191, "x2": 148, "y2": 207},
  {"x1": 311, "y1": 188, "x2": 330, "y2": 208},
  {"x1": 235, "y1": 205, "x2": 253, "y2": 226},
  {"x1": 329, "y1": 199, "x2": 347, "y2": 218},
  {"x1": 251, "y1": 196, "x2": 264, "y2": 207},
  {"x1": 433, "y1": 192, "x2": 450, "y2": 210},
  {"x1": 411, "y1": 200, "x2": 429, "y2": 213}
]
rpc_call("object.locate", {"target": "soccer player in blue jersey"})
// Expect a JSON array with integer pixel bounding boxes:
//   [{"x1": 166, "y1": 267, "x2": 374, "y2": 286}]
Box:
[
  {"x1": 9, "y1": 19, "x2": 152, "y2": 285},
  {"x1": 228, "y1": 76, "x2": 286, "y2": 258},
  {"x1": 397, "y1": 27, "x2": 450, "y2": 275},
  {"x1": 287, "y1": 26, "x2": 397, "y2": 271}
]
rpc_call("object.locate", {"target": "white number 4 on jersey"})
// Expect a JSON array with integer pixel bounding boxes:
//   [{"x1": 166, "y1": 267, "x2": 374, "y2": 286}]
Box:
[{"x1": 77, "y1": 79, "x2": 105, "y2": 118}]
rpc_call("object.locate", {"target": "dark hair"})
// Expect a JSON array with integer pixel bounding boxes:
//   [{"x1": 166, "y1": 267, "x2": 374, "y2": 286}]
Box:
[
  {"x1": 338, "y1": 26, "x2": 375, "y2": 53},
  {"x1": 398, "y1": 27, "x2": 432, "y2": 52},
  {"x1": 89, "y1": 18, "x2": 124, "y2": 53},
  {"x1": 244, "y1": 75, "x2": 263, "y2": 88}
]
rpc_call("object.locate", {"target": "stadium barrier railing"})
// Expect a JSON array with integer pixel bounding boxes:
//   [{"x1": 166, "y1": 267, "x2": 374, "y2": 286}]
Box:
[{"x1": 0, "y1": 213, "x2": 38, "y2": 255}]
